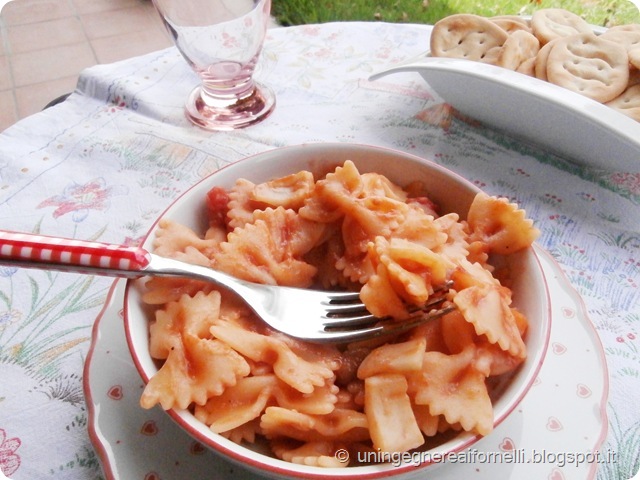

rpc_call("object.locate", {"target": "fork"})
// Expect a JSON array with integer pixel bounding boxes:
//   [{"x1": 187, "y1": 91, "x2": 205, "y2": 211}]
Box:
[{"x1": 0, "y1": 230, "x2": 453, "y2": 343}]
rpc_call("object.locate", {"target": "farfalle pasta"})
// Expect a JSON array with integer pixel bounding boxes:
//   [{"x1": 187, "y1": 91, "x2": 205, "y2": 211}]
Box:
[{"x1": 139, "y1": 160, "x2": 539, "y2": 466}]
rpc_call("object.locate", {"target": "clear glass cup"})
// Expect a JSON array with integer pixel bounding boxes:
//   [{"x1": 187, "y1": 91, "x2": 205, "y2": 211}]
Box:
[{"x1": 152, "y1": 0, "x2": 276, "y2": 131}]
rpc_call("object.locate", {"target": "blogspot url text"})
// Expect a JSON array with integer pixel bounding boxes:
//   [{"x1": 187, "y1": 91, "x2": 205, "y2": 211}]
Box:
[{"x1": 334, "y1": 448, "x2": 618, "y2": 468}]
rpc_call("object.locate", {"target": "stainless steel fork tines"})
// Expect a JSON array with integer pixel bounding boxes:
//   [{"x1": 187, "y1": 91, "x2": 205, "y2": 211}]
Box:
[{"x1": 318, "y1": 282, "x2": 455, "y2": 342}]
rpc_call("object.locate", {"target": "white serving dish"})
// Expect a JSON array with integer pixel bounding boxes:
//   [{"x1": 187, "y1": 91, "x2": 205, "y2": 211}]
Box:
[{"x1": 370, "y1": 55, "x2": 640, "y2": 172}]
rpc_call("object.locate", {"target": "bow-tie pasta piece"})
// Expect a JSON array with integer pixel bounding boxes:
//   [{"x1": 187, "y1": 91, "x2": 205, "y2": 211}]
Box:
[
  {"x1": 273, "y1": 378, "x2": 340, "y2": 415},
  {"x1": 195, "y1": 370, "x2": 339, "y2": 433},
  {"x1": 467, "y1": 192, "x2": 540, "y2": 254},
  {"x1": 411, "y1": 402, "x2": 440, "y2": 437},
  {"x1": 210, "y1": 320, "x2": 335, "y2": 394},
  {"x1": 409, "y1": 345, "x2": 494, "y2": 436},
  {"x1": 393, "y1": 202, "x2": 447, "y2": 248},
  {"x1": 364, "y1": 374, "x2": 425, "y2": 453},
  {"x1": 142, "y1": 275, "x2": 214, "y2": 305},
  {"x1": 357, "y1": 337, "x2": 427, "y2": 379},
  {"x1": 450, "y1": 258, "x2": 498, "y2": 292},
  {"x1": 251, "y1": 170, "x2": 315, "y2": 210},
  {"x1": 213, "y1": 207, "x2": 322, "y2": 287},
  {"x1": 141, "y1": 291, "x2": 251, "y2": 410},
  {"x1": 429, "y1": 212, "x2": 468, "y2": 262},
  {"x1": 219, "y1": 419, "x2": 262, "y2": 445},
  {"x1": 141, "y1": 219, "x2": 221, "y2": 304},
  {"x1": 360, "y1": 236, "x2": 450, "y2": 318},
  {"x1": 305, "y1": 226, "x2": 357, "y2": 289},
  {"x1": 441, "y1": 308, "x2": 526, "y2": 376},
  {"x1": 226, "y1": 178, "x2": 261, "y2": 230},
  {"x1": 194, "y1": 375, "x2": 277, "y2": 432},
  {"x1": 271, "y1": 440, "x2": 349, "y2": 468},
  {"x1": 260, "y1": 406, "x2": 370, "y2": 443},
  {"x1": 453, "y1": 284, "x2": 527, "y2": 359},
  {"x1": 153, "y1": 218, "x2": 220, "y2": 260},
  {"x1": 316, "y1": 161, "x2": 410, "y2": 238}
]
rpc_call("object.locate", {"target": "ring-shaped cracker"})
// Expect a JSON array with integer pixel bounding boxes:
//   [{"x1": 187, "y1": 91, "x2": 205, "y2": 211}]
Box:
[
  {"x1": 533, "y1": 38, "x2": 559, "y2": 81},
  {"x1": 600, "y1": 25, "x2": 640, "y2": 53},
  {"x1": 629, "y1": 48, "x2": 640, "y2": 70},
  {"x1": 531, "y1": 8, "x2": 592, "y2": 45},
  {"x1": 546, "y1": 33, "x2": 630, "y2": 103},
  {"x1": 496, "y1": 30, "x2": 540, "y2": 70},
  {"x1": 606, "y1": 84, "x2": 640, "y2": 121},
  {"x1": 491, "y1": 17, "x2": 532, "y2": 35},
  {"x1": 430, "y1": 14, "x2": 508, "y2": 61}
]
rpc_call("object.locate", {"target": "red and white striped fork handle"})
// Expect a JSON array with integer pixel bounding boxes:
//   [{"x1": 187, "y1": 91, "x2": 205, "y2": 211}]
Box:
[{"x1": 0, "y1": 230, "x2": 151, "y2": 277}]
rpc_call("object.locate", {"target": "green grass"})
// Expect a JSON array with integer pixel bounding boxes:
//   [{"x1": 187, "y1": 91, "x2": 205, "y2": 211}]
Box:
[{"x1": 272, "y1": 0, "x2": 640, "y2": 28}]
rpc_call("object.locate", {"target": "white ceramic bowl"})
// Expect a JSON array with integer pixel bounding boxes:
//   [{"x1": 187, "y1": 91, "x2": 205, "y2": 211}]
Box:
[{"x1": 124, "y1": 143, "x2": 551, "y2": 480}]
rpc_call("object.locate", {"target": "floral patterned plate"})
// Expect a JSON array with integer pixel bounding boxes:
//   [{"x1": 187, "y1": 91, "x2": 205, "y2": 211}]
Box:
[{"x1": 83, "y1": 246, "x2": 609, "y2": 480}]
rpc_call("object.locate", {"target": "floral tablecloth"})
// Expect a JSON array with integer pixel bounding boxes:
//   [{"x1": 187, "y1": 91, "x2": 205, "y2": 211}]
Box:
[{"x1": 0, "y1": 21, "x2": 638, "y2": 480}]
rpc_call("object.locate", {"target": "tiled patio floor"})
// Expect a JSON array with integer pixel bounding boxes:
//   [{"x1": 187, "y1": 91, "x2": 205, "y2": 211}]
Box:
[{"x1": 0, "y1": 0, "x2": 173, "y2": 131}]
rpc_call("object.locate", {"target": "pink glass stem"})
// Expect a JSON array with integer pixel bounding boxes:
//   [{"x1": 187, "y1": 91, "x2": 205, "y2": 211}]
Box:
[{"x1": 152, "y1": 0, "x2": 275, "y2": 130}]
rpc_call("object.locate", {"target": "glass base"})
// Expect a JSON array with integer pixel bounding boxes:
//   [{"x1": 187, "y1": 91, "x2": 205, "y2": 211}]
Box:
[{"x1": 185, "y1": 82, "x2": 276, "y2": 131}]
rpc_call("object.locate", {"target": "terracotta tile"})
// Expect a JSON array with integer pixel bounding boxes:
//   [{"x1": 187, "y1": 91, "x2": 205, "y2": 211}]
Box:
[
  {"x1": 1, "y1": 0, "x2": 76, "y2": 26},
  {"x1": 81, "y1": 5, "x2": 164, "y2": 40},
  {"x1": 0, "y1": 90, "x2": 19, "y2": 132},
  {"x1": 71, "y1": 0, "x2": 143, "y2": 15},
  {"x1": 0, "y1": 56, "x2": 12, "y2": 91},
  {"x1": 14, "y1": 75, "x2": 78, "y2": 118},
  {"x1": 148, "y1": 7, "x2": 168, "y2": 31},
  {"x1": 0, "y1": 26, "x2": 7, "y2": 56},
  {"x1": 11, "y1": 42, "x2": 96, "y2": 87},
  {"x1": 91, "y1": 28, "x2": 172, "y2": 64},
  {"x1": 8, "y1": 16, "x2": 87, "y2": 54}
]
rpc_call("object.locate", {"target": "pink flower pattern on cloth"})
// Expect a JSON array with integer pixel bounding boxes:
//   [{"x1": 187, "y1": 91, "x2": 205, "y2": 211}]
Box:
[{"x1": 0, "y1": 429, "x2": 21, "y2": 477}]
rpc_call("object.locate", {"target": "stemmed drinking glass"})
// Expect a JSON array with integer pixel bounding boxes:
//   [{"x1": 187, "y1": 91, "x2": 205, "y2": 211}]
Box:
[{"x1": 152, "y1": 0, "x2": 276, "y2": 131}]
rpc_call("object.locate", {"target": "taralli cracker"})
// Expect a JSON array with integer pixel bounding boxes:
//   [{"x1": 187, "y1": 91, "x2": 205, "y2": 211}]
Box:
[
  {"x1": 630, "y1": 48, "x2": 640, "y2": 70},
  {"x1": 630, "y1": 67, "x2": 640, "y2": 86},
  {"x1": 516, "y1": 56, "x2": 536, "y2": 76},
  {"x1": 533, "y1": 38, "x2": 559, "y2": 81},
  {"x1": 600, "y1": 24, "x2": 640, "y2": 53},
  {"x1": 496, "y1": 30, "x2": 540, "y2": 70},
  {"x1": 430, "y1": 14, "x2": 508, "y2": 61},
  {"x1": 531, "y1": 8, "x2": 592, "y2": 45},
  {"x1": 606, "y1": 84, "x2": 640, "y2": 121},
  {"x1": 492, "y1": 15, "x2": 530, "y2": 27},
  {"x1": 491, "y1": 16, "x2": 532, "y2": 35},
  {"x1": 546, "y1": 33, "x2": 629, "y2": 103}
]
